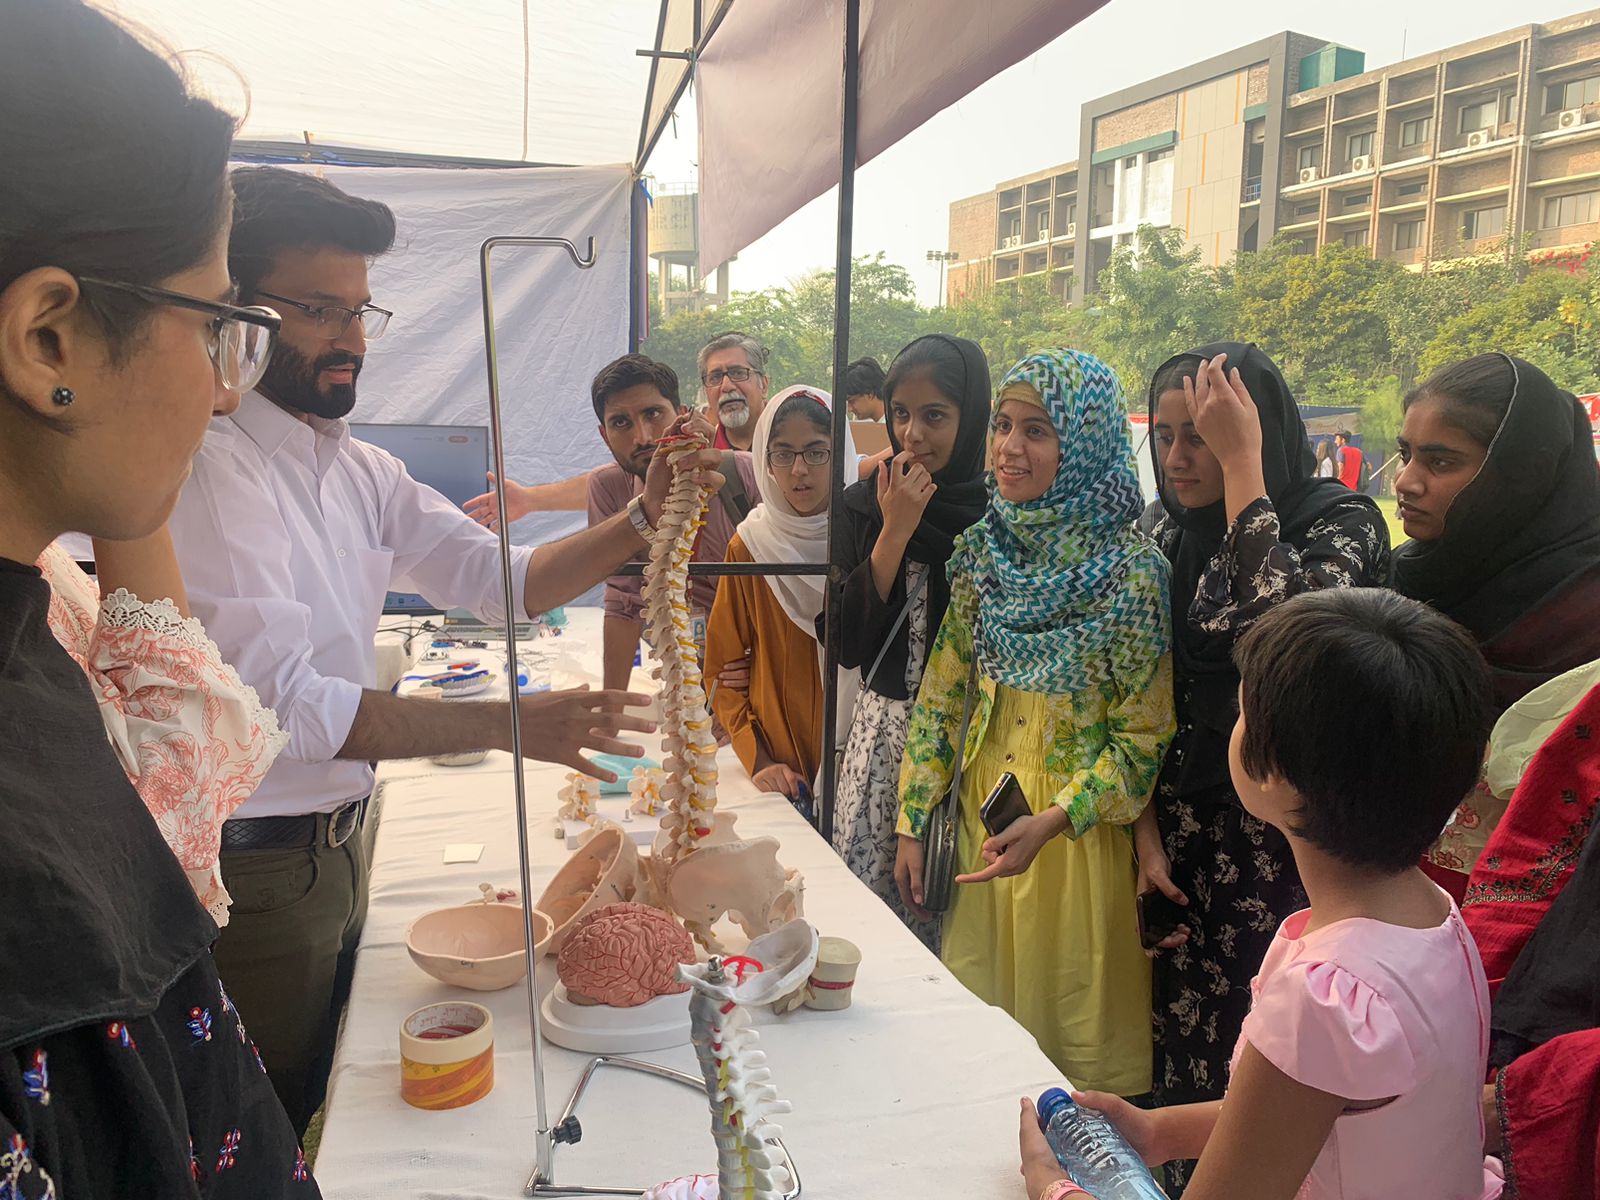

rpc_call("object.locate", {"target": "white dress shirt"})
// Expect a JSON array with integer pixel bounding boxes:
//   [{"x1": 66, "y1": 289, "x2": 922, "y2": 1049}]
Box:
[{"x1": 167, "y1": 391, "x2": 533, "y2": 818}]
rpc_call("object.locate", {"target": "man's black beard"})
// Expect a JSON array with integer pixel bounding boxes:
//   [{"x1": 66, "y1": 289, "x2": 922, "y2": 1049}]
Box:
[{"x1": 259, "y1": 342, "x2": 363, "y2": 420}]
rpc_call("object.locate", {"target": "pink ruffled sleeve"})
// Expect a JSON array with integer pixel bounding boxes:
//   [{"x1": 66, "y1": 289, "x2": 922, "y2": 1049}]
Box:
[
  {"x1": 41, "y1": 546, "x2": 286, "y2": 927},
  {"x1": 1242, "y1": 959, "x2": 1421, "y2": 1101}
]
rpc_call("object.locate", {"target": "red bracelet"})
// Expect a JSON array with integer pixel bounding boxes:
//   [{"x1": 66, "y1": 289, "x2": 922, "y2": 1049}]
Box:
[{"x1": 1040, "y1": 1180, "x2": 1091, "y2": 1200}]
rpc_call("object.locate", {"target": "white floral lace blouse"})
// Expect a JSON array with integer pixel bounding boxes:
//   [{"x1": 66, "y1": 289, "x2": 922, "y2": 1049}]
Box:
[{"x1": 38, "y1": 542, "x2": 287, "y2": 926}]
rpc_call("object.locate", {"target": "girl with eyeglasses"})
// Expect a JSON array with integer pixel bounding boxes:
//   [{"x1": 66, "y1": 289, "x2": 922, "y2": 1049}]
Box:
[
  {"x1": 705, "y1": 387, "x2": 858, "y2": 814},
  {"x1": 0, "y1": 2, "x2": 311, "y2": 1193}
]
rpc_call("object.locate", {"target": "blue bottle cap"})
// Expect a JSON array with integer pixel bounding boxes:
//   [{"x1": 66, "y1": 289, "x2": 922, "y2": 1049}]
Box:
[{"x1": 1036, "y1": 1087, "x2": 1074, "y2": 1126}]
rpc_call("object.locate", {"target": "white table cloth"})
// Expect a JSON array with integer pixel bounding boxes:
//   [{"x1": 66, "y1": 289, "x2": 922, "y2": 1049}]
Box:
[{"x1": 315, "y1": 611, "x2": 1064, "y2": 1197}]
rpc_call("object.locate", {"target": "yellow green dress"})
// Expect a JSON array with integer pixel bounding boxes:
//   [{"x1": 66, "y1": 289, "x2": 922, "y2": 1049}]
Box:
[{"x1": 899, "y1": 600, "x2": 1175, "y2": 1095}]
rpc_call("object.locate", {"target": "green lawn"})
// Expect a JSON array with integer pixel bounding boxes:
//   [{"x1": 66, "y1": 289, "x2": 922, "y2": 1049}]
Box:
[{"x1": 1376, "y1": 496, "x2": 1406, "y2": 547}]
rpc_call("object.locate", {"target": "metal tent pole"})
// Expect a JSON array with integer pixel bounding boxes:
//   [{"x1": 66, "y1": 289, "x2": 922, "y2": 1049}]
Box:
[{"x1": 819, "y1": 0, "x2": 862, "y2": 847}]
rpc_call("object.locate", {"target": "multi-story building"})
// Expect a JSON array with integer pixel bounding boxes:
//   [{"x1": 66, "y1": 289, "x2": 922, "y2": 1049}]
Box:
[{"x1": 946, "y1": 10, "x2": 1600, "y2": 304}]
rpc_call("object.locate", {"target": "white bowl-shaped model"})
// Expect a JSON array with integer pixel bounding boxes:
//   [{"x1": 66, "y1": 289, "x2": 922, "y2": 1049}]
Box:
[
  {"x1": 407, "y1": 901, "x2": 552, "y2": 992},
  {"x1": 533, "y1": 824, "x2": 640, "y2": 953}
]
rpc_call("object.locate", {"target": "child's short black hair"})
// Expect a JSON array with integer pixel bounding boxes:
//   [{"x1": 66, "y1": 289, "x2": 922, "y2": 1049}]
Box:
[{"x1": 1233, "y1": 589, "x2": 1492, "y2": 872}]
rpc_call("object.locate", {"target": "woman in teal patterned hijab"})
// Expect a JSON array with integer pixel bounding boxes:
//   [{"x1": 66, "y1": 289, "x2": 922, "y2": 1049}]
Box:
[
  {"x1": 892, "y1": 348, "x2": 1176, "y2": 1095},
  {"x1": 957, "y1": 349, "x2": 1171, "y2": 694}
]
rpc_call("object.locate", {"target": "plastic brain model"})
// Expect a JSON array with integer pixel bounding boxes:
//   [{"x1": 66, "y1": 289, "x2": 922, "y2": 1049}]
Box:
[{"x1": 556, "y1": 902, "x2": 696, "y2": 1008}]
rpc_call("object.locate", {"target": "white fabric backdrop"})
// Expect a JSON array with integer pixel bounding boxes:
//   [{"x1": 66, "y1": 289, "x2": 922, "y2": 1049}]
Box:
[
  {"x1": 696, "y1": 0, "x2": 1108, "y2": 273},
  {"x1": 280, "y1": 163, "x2": 635, "y2": 553},
  {"x1": 115, "y1": 0, "x2": 663, "y2": 165}
]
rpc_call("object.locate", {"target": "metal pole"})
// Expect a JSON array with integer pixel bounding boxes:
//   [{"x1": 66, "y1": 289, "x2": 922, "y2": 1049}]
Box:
[
  {"x1": 819, "y1": 0, "x2": 862, "y2": 848},
  {"x1": 478, "y1": 234, "x2": 597, "y2": 1193}
]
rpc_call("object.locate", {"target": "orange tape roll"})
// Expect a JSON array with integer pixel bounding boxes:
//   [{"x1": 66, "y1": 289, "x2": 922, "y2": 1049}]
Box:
[{"x1": 399, "y1": 1001, "x2": 494, "y2": 1110}]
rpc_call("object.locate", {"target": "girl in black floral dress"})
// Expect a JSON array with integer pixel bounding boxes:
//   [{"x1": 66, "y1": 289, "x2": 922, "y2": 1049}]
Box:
[
  {"x1": 0, "y1": 4, "x2": 312, "y2": 1196},
  {"x1": 1136, "y1": 346, "x2": 1389, "y2": 1191}
]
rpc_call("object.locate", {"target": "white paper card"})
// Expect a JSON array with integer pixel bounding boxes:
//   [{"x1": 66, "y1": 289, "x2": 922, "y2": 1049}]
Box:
[{"x1": 443, "y1": 843, "x2": 484, "y2": 864}]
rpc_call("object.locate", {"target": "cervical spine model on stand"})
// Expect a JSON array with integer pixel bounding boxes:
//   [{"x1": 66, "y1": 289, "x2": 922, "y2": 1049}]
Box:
[
  {"x1": 640, "y1": 435, "x2": 804, "y2": 953},
  {"x1": 643, "y1": 921, "x2": 818, "y2": 1200}
]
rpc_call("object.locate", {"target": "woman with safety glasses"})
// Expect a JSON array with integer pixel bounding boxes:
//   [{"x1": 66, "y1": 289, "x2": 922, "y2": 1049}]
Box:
[{"x1": 0, "y1": 3, "x2": 313, "y2": 1194}]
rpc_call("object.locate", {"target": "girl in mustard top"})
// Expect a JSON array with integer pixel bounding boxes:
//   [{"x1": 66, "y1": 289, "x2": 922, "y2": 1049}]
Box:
[{"x1": 705, "y1": 387, "x2": 857, "y2": 817}]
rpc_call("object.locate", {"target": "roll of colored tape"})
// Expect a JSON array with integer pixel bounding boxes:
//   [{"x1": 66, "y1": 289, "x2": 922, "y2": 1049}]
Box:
[{"x1": 399, "y1": 1001, "x2": 495, "y2": 1110}]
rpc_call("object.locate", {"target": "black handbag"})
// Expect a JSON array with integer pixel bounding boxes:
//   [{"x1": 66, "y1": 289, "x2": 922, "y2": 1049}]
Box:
[{"x1": 920, "y1": 656, "x2": 980, "y2": 914}]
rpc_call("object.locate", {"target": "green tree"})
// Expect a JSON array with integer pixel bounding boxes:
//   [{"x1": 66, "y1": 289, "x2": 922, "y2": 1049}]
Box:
[
  {"x1": 942, "y1": 273, "x2": 1078, "y2": 389},
  {"x1": 1089, "y1": 224, "x2": 1229, "y2": 404},
  {"x1": 1226, "y1": 240, "x2": 1402, "y2": 394},
  {"x1": 1417, "y1": 262, "x2": 1599, "y2": 392},
  {"x1": 1376, "y1": 254, "x2": 1518, "y2": 388}
]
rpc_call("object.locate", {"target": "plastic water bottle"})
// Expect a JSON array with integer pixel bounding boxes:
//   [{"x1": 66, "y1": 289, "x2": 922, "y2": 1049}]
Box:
[{"x1": 1036, "y1": 1088, "x2": 1167, "y2": 1200}]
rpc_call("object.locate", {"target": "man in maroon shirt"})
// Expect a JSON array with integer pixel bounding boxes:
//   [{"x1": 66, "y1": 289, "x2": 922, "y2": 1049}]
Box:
[
  {"x1": 582, "y1": 353, "x2": 757, "y2": 688},
  {"x1": 698, "y1": 331, "x2": 771, "y2": 451}
]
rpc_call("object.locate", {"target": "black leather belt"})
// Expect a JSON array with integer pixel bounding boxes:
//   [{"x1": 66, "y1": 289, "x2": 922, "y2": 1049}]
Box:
[{"x1": 220, "y1": 799, "x2": 366, "y2": 852}]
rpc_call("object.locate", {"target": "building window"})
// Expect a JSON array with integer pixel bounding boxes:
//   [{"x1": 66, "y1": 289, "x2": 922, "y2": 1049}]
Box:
[
  {"x1": 1343, "y1": 191, "x2": 1371, "y2": 208},
  {"x1": 1293, "y1": 200, "x2": 1320, "y2": 219},
  {"x1": 1543, "y1": 190, "x2": 1600, "y2": 228},
  {"x1": 1546, "y1": 75, "x2": 1600, "y2": 113},
  {"x1": 1347, "y1": 130, "x2": 1375, "y2": 161},
  {"x1": 1461, "y1": 205, "x2": 1506, "y2": 240},
  {"x1": 1396, "y1": 179, "x2": 1427, "y2": 198},
  {"x1": 1342, "y1": 228, "x2": 1370, "y2": 248},
  {"x1": 1458, "y1": 92, "x2": 1514, "y2": 135},
  {"x1": 1393, "y1": 218, "x2": 1424, "y2": 250},
  {"x1": 1297, "y1": 143, "x2": 1322, "y2": 171},
  {"x1": 1399, "y1": 116, "x2": 1432, "y2": 148}
]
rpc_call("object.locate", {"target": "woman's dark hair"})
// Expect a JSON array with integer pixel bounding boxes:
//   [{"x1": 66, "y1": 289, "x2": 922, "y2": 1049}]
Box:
[
  {"x1": 1149, "y1": 354, "x2": 1204, "y2": 399},
  {"x1": 1233, "y1": 589, "x2": 1493, "y2": 873},
  {"x1": 1403, "y1": 353, "x2": 1515, "y2": 449},
  {"x1": 885, "y1": 336, "x2": 968, "y2": 407},
  {"x1": 590, "y1": 354, "x2": 680, "y2": 422},
  {"x1": 228, "y1": 167, "x2": 397, "y2": 301},
  {"x1": 770, "y1": 390, "x2": 832, "y2": 438},
  {"x1": 0, "y1": 1, "x2": 236, "y2": 358},
  {"x1": 844, "y1": 356, "x2": 887, "y2": 399}
]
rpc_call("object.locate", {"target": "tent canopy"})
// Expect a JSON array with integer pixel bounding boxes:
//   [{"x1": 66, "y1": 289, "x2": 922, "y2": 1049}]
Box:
[{"x1": 114, "y1": 0, "x2": 698, "y2": 168}]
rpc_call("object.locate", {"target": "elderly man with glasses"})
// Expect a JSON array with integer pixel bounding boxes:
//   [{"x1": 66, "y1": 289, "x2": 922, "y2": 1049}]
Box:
[{"x1": 162, "y1": 167, "x2": 720, "y2": 1136}]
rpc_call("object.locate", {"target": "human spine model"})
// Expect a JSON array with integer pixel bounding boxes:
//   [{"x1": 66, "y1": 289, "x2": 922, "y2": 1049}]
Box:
[
  {"x1": 641, "y1": 922, "x2": 816, "y2": 1200},
  {"x1": 642, "y1": 433, "x2": 719, "y2": 868},
  {"x1": 684, "y1": 956, "x2": 792, "y2": 1200}
]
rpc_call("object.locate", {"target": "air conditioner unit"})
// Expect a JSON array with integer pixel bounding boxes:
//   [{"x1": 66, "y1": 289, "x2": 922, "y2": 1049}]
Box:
[
  {"x1": 1465, "y1": 129, "x2": 1490, "y2": 149},
  {"x1": 1298, "y1": 166, "x2": 1320, "y2": 184},
  {"x1": 1066, "y1": 221, "x2": 1078, "y2": 238},
  {"x1": 1558, "y1": 107, "x2": 1589, "y2": 130},
  {"x1": 1001, "y1": 235, "x2": 1020, "y2": 249},
  {"x1": 1351, "y1": 155, "x2": 1374, "y2": 172},
  {"x1": 1037, "y1": 220, "x2": 1050, "y2": 239}
]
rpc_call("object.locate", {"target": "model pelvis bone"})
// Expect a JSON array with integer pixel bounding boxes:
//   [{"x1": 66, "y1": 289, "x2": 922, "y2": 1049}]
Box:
[{"x1": 666, "y1": 837, "x2": 805, "y2": 950}]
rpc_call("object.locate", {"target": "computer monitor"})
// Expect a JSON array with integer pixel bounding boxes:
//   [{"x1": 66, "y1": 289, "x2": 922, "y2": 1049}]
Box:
[{"x1": 349, "y1": 422, "x2": 490, "y2": 615}]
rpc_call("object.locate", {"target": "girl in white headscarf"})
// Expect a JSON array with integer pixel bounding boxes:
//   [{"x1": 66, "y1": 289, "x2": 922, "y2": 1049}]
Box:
[{"x1": 705, "y1": 387, "x2": 857, "y2": 815}]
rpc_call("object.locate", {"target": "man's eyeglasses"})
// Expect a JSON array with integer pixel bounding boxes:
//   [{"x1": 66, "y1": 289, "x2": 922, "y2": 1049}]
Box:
[
  {"x1": 255, "y1": 291, "x2": 393, "y2": 341},
  {"x1": 702, "y1": 365, "x2": 757, "y2": 388},
  {"x1": 77, "y1": 277, "x2": 281, "y2": 392},
  {"x1": 767, "y1": 446, "x2": 832, "y2": 469}
]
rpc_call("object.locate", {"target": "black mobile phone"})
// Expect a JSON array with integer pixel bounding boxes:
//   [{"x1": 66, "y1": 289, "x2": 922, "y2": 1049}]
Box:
[
  {"x1": 1136, "y1": 889, "x2": 1191, "y2": 950},
  {"x1": 979, "y1": 772, "x2": 1030, "y2": 837}
]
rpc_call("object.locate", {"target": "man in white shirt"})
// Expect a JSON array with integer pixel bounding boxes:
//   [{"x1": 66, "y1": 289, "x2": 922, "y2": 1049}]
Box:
[{"x1": 165, "y1": 166, "x2": 719, "y2": 1134}]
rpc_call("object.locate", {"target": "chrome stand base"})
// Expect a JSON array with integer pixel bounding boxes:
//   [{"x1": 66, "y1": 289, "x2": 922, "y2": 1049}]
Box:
[{"x1": 525, "y1": 1054, "x2": 801, "y2": 1198}]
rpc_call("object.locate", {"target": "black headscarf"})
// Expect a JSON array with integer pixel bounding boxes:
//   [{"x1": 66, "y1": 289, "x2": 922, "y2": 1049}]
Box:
[
  {"x1": 842, "y1": 333, "x2": 991, "y2": 635},
  {"x1": 1392, "y1": 355, "x2": 1600, "y2": 645},
  {"x1": 1149, "y1": 342, "x2": 1370, "y2": 793}
]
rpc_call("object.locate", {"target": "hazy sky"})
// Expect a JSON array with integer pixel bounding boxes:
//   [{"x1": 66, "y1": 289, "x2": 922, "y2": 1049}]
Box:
[{"x1": 646, "y1": 0, "x2": 1578, "y2": 305}]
